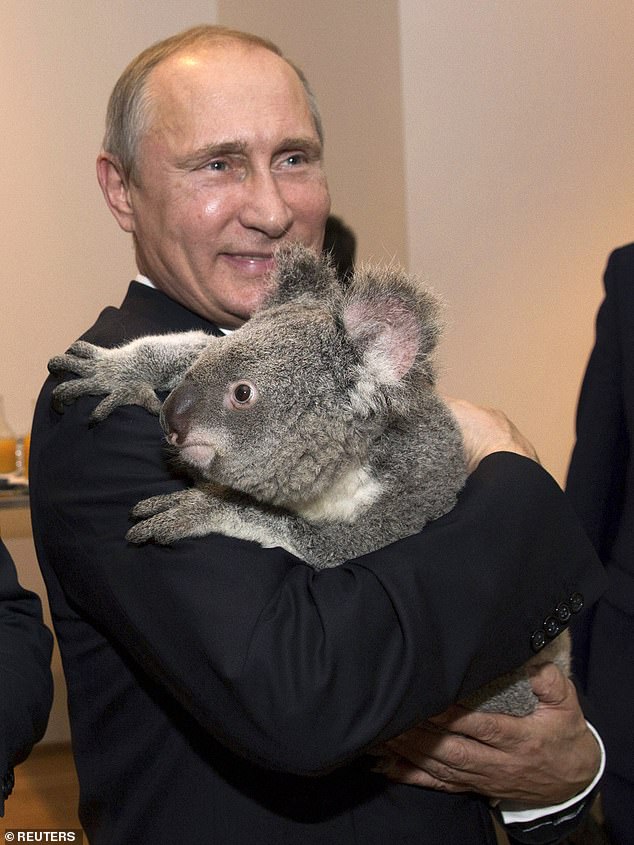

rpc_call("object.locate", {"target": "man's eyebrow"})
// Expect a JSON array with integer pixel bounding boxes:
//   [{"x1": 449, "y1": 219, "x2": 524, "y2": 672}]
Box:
[
  {"x1": 175, "y1": 141, "x2": 247, "y2": 170},
  {"x1": 276, "y1": 137, "x2": 323, "y2": 158}
]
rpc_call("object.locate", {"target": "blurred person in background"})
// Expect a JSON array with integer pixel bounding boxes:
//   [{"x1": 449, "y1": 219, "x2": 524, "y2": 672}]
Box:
[
  {"x1": 567, "y1": 242, "x2": 634, "y2": 845},
  {"x1": 0, "y1": 537, "x2": 53, "y2": 816}
]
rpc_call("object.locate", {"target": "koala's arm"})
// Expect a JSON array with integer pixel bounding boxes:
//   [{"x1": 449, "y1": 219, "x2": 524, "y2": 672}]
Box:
[
  {"x1": 48, "y1": 330, "x2": 212, "y2": 422},
  {"x1": 125, "y1": 486, "x2": 301, "y2": 551},
  {"x1": 126, "y1": 486, "x2": 379, "y2": 567}
]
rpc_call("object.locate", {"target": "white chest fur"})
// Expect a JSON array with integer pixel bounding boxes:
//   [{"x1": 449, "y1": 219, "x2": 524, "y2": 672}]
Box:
[{"x1": 297, "y1": 465, "x2": 383, "y2": 523}]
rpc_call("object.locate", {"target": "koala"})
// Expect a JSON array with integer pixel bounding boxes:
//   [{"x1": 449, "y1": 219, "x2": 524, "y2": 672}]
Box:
[{"x1": 49, "y1": 243, "x2": 569, "y2": 715}]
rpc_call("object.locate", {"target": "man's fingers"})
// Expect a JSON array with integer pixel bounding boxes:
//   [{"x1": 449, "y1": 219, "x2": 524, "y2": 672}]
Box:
[
  {"x1": 385, "y1": 722, "x2": 501, "y2": 776},
  {"x1": 372, "y1": 753, "x2": 466, "y2": 792},
  {"x1": 442, "y1": 396, "x2": 539, "y2": 471},
  {"x1": 373, "y1": 665, "x2": 602, "y2": 803},
  {"x1": 428, "y1": 706, "x2": 528, "y2": 748}
]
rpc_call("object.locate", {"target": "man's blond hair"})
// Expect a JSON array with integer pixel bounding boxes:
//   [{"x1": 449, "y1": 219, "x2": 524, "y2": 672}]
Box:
[{"x1": 103, "y1": 25, "x2": 324, "y2": 183}]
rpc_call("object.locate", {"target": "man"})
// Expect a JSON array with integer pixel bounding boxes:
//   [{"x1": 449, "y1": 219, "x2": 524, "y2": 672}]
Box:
[
  {"x1": 31, "y1": 26, "x2": 605, "y2": 844},
  {"x1": 0, "y1": 538, "x2": 53, "y2": 816},
  {"x1": 567, "y1": 242, "x2": 634, "y2": 845}
]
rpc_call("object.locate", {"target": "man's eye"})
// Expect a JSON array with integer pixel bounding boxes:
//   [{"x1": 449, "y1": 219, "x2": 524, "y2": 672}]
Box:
[
  {"x1": 204, "y1": 160, "x2": 229, "y2": 172},
  {"x1": 283, "y1": 153, "x2": 307, "y2": 167},
  {"x1": 277, "y1": 153, "x2": 308, "y2": 169}
]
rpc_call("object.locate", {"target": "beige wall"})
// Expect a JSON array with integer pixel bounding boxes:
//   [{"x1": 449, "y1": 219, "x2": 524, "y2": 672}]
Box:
[{"x1": 400, "y1": 0, "x2": 634, "y2": 483}]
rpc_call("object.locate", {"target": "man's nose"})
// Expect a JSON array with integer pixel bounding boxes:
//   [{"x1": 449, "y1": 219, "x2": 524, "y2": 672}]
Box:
[{"x1": 239, "y1": 171, "x2": 293, "y2": 237}]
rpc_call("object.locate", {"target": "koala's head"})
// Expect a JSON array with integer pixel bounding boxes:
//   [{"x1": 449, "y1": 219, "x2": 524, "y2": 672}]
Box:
[{"x1": 161, "y1": 244, "x2": 443, "y2": 508}]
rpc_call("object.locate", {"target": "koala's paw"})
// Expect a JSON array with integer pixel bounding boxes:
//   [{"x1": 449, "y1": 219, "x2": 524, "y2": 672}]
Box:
[
  {"x1": 48, "y1": 341, "x2": 162, "y2": 422},
  {"x1": 126, "y1": 489, "x2": 208, "y2": 545},
  {"x1": 48, "y1": 340, "x2": 103, "y2": 372},
  {"x1": 89, "y1": 385, "x2": 162, "y2": 423}
]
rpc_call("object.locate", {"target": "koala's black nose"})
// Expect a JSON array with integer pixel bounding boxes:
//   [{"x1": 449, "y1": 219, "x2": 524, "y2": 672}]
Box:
[{"x1": 161, "y1": 380, "x2": 198, "y2": 445}]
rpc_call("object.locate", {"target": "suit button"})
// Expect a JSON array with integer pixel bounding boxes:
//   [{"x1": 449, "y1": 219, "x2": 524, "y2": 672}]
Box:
[
  {"x1": 569, "y1": 592, "x2": 584, "y2": 613},
  {"x1": 555, "y1": 603, "x2": 571, "y2": 623},
  {"x1": 531, "y1": 630, "x2": 547, "y2": 652},
  {"x1": 543, "y1": 616, "x2": 560, "y2": 638}
]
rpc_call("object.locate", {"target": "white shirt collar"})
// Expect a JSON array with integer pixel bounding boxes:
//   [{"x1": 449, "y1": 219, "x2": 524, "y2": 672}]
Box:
[{"x1": 135, "y1": 273, "x2": 155, "y2": 289}]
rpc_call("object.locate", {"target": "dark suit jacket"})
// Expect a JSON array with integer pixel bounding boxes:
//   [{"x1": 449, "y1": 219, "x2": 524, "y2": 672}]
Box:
[
  {"x1": 31, "y1": 282, "x2": 606, "y2": 844},
  {"x1": 567, "y1": 242, "x2": 634, "y2": 787},
  {"x1": 0, "y1": 538, "x2": 53, "y2": 816}
]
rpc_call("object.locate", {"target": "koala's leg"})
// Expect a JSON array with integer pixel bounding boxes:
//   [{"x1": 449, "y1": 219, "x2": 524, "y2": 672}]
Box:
[
  {"x1": 125, "y1": 485, "x2": 302, "y2": 553},
  {"x1": 48, "y1": 331, "x2": 213, "y2": 422}
]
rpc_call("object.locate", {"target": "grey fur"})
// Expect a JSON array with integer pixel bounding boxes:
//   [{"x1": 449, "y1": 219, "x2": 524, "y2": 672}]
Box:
[{"x1": 49, "y1": 243, "x2": 570, "y2": 715}]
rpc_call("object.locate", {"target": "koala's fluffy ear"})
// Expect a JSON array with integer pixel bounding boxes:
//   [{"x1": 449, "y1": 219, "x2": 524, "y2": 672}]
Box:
[
  {"x1": 342, "y1": 266, "x2": 442, "y2": 384},
  {"x1": 263, "y1": 243, "x2": 340, "y2": 309}
]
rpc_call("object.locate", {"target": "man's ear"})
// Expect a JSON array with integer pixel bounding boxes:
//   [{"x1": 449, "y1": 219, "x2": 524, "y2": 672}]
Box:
[{"x1": 96, "y1": 153, "x2": 135, "y2": 234}]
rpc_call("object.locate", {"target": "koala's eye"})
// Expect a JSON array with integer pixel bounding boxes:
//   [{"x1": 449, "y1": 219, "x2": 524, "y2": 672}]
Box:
[
  {"x1": 234, "y1": 383, "x2": 252, "y2": 403},
  {"x1": 226, "y1": 380, "x2": 258, "y2": 410}
]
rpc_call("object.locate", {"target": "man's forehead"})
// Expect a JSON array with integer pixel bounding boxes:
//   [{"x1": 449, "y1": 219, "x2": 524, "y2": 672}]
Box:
[
  {"x1": 149, "y1": 42, "x2": 301, "y2": 104},
  {"x1": 145, "y1": 44, "x2": 319, "y2": 145}
]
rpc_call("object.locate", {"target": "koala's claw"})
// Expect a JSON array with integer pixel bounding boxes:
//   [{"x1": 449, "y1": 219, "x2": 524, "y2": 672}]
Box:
[
  {"x1": 51, "y1": 380, "x2": 162, "y2": 421},
  {"x1": 127, "y1": 489, "x2": 211, "y2": 545},
  {"x1": 48, "y1": 341, "x2": 101, "y2": 374},
  {"x1": 69, "y1": 340, "x2": 100, "y2": 357},
  {"x1": 90, "y1": 386, "x2": 162, "y2": 423},
  {"x1": 130, "y1": 491, "x2": 191, "y2": 521},
  {"x1": 127, "y1": 491, "x2": 188, "y2": 544},
  {"x1": 126, "y1": 516, "x2": 176, "y2": 545},
  {"x1": 49, "y1": 340, "x2": 164, "y2": 421},
  {"x1": 49, "y1": 341, "x2": 111, "y2": 415},
  {"x1": 50, "y1": 377, "x2": 101, "y2": 414}
]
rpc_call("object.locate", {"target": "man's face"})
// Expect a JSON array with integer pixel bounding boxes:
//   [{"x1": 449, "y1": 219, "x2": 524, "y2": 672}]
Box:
[{"x1": 124, "y1": 43, "x2": 330, "y2": 327}]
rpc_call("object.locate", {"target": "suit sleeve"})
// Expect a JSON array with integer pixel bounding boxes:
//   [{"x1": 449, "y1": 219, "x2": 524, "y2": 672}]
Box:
[
  {"x1": 30, "y1": 385, "x2": 605, "y2": 777},
  {"x1": 0, "y1": 540, "x2": 54, "y2": 816}
]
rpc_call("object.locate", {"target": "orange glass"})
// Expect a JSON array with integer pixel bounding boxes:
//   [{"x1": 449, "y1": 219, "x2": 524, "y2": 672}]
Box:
[{"x1": 0, "y1": 437, "x2": 17, "y2": 473}]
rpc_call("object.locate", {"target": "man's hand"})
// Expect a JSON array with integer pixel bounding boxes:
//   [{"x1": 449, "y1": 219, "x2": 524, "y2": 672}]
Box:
[
  {"x1": 372, "y1": 663, "x2": 601, "y2": 806},
  {"x1": 444, "y1": 397, "x2": 539, "y2": 473}
]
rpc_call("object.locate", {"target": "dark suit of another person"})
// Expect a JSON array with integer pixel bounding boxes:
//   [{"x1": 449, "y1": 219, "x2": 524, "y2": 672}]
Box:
[
  {"x1": 31, "y1": 280, "x2": 606, "y2": 845},
  {"x1": 0, "y1": 537, "x2": 53, "y2": 816},
  {"x1": 567, "y1": 242, "x2": 634, "y2": 845}
]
